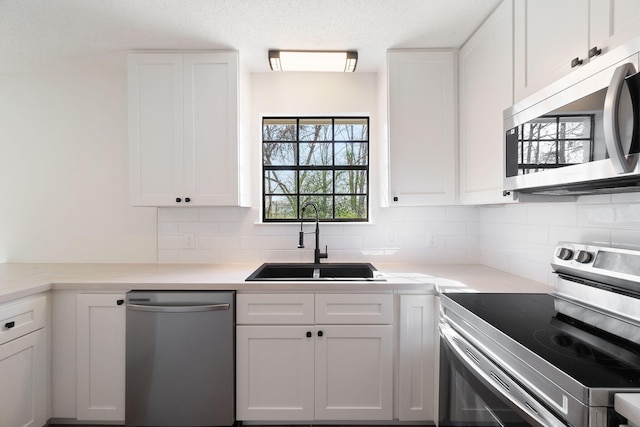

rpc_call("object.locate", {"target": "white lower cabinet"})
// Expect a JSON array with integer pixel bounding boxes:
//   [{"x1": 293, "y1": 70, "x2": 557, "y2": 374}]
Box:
[
  {"x1": 0, "y1": 330, "x2": 48, "y2": 427},
  {"x1": 314, "y1": 324, "x2": 393, "y2": 420},
  {"x1": 236, "y1": 325, "x2": 315, "y2": 420},
  {"x1": 236, "y1": 293, "x2": 394, "y2": 421},
  {"x1": 0, "y1": 294, "x2": 48, "y2": 427},
  {"x1": 398, "y1": 294, "x2": 436, "y2": 421},
  {"x1": 76, "y1": 293, "x2": 126, "y2": 421}
]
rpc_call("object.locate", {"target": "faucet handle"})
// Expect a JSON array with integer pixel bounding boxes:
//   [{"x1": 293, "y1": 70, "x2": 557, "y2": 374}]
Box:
[{"x1": 320, "y1": 245, "x2": 328, "y2": 259}]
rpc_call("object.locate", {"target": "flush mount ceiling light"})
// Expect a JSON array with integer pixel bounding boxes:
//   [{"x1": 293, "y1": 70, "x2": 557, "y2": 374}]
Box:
[{"x1": 268, "y1": 50, "x2": 358, "y2": 72}]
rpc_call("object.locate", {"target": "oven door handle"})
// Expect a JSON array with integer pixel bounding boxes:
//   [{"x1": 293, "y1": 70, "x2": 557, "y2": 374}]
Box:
[{"x1": 440, "y1": 322, "x2": 569, "y2": 427}]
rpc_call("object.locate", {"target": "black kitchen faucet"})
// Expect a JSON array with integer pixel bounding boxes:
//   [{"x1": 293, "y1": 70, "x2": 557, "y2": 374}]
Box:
[{"x1": 297, "y1": 201, "x2": 328, "y2": 264}]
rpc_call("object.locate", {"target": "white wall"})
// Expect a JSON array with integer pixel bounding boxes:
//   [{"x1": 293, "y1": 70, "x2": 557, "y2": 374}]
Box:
[
  {"x1": 157, "y1": 72, "x2": 481, "y2": 264},
  {"x1": 0, "y1": 69, "x2": 157, "y2": 262}
]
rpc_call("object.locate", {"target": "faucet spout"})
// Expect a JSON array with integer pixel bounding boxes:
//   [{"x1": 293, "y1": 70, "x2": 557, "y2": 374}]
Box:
[{"x1": 299, "y1": 201, "x2": 328, "y2": 263}]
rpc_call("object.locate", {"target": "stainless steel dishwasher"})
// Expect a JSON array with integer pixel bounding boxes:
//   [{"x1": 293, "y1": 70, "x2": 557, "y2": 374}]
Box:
[{"x1": 125, "y1": 291, "x2": 235, "y2": 427}]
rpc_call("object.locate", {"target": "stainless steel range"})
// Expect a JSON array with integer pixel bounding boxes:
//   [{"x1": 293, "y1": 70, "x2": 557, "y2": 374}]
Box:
[{"x1": 439, "y1": 242, "x2": 640, "y2": 427}]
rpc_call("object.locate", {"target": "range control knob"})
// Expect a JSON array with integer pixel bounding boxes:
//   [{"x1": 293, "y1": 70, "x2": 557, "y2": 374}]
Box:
[
  {"x1": 575, "y1": 250, "x2": 594, "y2": 264},
  {"x1": 557, "y1": 248, "x2": 574, "y2": 260}
]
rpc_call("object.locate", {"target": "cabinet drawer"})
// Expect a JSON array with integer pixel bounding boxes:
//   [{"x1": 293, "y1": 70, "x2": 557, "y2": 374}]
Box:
[
  {"x1": 237, "y1": 294, "x2": 314, "y2": 324},
  {"x1": 315, "y1": 294, "x2": 393, "y2": 324},
  {"x1": 0, "y1": 295, "x2": 47, "y2": 346}
]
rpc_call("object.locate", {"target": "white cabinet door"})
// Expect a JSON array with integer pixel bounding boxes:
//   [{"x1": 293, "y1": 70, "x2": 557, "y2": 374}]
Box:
[
  {"x1": 590, "y1": 0, "x2": 640, "y2": 56},
  {"x1": 128, "y1": 53, "x2": 184, "y2": 206},
  {"x1": 398, "y1": 294, "x2": 435, "y2": 421},
  {"x1": 129, "y1": 51, "x2": 245, "y2": 206},
  {"x1": 183, "y1": 52, "x2": 240, "y2": 206},
  {"x1": 387, "y1": 50, "x2": 457, "y2": 206},
  {"x1": 459, "y1": 0, "x2": 516, "y2": 204},
  {"x1": 514, "y1": 0, "x2": 640, "y2": 102},
  {"x1": 76, "y1": 294, "x2": 126, "y2": 421},
  {"x1": 314, "y1": 325, "x2": 393, "y2": 420},
  {"x1": 236, "y1": 325, "x2": 315, "y2": 420},
  {"x1": 0, "y1": 329, "x2": 47, "y2": 427},
  {"x1": 514, "y1": 0, "x2": 589, "y2": 101}
]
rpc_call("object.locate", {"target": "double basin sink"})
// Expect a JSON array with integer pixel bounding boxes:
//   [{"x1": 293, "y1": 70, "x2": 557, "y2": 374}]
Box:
[{"x1": 245, "y1": 262, "x2": 385, "y2": 282}]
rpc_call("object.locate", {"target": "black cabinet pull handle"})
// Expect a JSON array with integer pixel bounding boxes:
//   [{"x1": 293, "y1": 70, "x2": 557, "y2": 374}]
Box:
[
  {"x1": 4, "y1": 321, "x2": 15, "y2": 329},
  {"x1": 176, "y1": 197, "x2": 182, "y2": 203},
  {"x1": 117, "y1": 299, "x2": 124, "y2": 306},
  {"x1": 588, "y1": 46, "x2": 602, "y2": 58},
  {"x1": 571, "y1": 57, "x2": 584, "y2": 68},
  {"x1": 185, "y1": 197, "x2": 191, "y2": 203},
  {"x1": 317, "y1": 330, "x2": 323, "y2": 337},
  {"x1": 306, "y1": 331, "x2": 312, "y2": 338}
]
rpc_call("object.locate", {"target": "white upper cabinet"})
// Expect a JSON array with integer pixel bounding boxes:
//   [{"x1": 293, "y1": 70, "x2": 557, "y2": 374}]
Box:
[
  {"x1": 459, "y1": 0, "x2": 515, "y2": 205},
  {"x1": 515, "y1": 0, "x2": 640, "y2": 101},
  {"x1": 385, "y1": 50, "x2": 457, "y2": 206},
  {"x1": 590, "y1": 0, "x2": 640, "y2": 54},
  {"x1": 128, "y1": 51, "x2": 249, "y2": 207}
]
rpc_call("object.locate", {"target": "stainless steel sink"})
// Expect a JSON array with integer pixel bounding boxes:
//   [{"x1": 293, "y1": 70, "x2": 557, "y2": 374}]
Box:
[{"x1": 245, "y1": 262, "x2": 385, "y2": 281}]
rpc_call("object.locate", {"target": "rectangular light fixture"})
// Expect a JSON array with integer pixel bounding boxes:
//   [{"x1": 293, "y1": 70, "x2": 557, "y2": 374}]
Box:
[{"x1": 269, "y1": 50, "x2": 358, "y2": 72}]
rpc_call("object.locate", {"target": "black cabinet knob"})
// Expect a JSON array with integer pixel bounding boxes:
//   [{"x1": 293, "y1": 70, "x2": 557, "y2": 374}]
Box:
[
  {"x1": 185, "y1": 197, "x2": 191, "y2": 203},
  {"x1": 117, "y1": 299, "x2": 124, "y2": 306},
  {"x1": 588, "y1": 46, "x2": 602, "y2": 58},
  {"x1": 317, "y1": 330, "x2": 323, "y2": 337},
  {"x1": 306, "y1": 331, "x2": 312, "y2": 338},
  {"x1": 571, "y1": 57, "x2": 584, "y2": 68},
  {"x1": 393, "y1": 196, "x2": 398, "y2": 202},
  {"x1": 176, "y1": 197, "x2": 182, "y2": 203},
  {"x1": 4, "y1": 321, "x2": 15, "y2": 329}
]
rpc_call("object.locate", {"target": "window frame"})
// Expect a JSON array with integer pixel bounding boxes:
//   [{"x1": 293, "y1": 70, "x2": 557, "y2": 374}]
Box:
[{"x1": 262, "y1": 116, "x2": 370, "y2": 223}]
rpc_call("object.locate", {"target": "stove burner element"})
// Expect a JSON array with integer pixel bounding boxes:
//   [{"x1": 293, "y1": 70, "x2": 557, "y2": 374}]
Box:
[{"x1": 534, "y1": 329, "x2": 629, "y2": 369}]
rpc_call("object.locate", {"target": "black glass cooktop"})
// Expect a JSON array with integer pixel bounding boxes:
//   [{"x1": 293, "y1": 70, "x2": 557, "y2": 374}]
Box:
[{"x1": 445, "y1": 293, "x2": 640, "y2": 388}]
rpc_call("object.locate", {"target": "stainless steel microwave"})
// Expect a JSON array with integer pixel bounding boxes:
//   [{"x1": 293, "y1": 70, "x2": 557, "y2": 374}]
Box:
[{"x1": 504, "y1": 60, "x2": 640, "y2": 195}]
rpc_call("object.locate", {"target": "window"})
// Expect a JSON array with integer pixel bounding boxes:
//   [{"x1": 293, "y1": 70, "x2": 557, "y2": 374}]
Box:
[
  {"x1": 262, "y1": 116, "x2": 369, "y2": 222},
  {"x1": 516, "y1": 114, "x2": 594, "y2": 174}
]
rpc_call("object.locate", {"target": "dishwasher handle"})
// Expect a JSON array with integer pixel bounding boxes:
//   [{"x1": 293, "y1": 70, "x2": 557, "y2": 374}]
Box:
[{"x1": 127, "y1": 303, "x2": 231, "y2": 313}]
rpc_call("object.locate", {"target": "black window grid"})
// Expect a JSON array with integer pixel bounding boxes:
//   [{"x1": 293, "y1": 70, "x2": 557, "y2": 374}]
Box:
[{"x1": 262, "y1": 116, "x2": 370, "y2": 222}]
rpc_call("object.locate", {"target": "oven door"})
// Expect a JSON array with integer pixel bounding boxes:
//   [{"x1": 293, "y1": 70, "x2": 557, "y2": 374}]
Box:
[{"x1": 438, "y1": 322, "x2": 568, "y2": 427}]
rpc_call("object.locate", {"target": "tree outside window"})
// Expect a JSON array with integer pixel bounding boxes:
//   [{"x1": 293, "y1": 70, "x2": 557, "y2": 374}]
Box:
[{"x1": 263, "y1": 117, "x2": 369, "y2": 222}]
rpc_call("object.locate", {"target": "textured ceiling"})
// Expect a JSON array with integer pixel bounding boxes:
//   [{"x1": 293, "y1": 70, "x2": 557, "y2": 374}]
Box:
[{"x1": 0, "y1": 0, "x2": 502, "y2": 73}]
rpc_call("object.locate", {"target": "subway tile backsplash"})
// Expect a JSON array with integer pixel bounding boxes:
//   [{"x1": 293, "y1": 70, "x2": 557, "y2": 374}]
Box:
[
  {"x1": 480, "y1": 193, "x2": 640, "y2": 285},
  {"x1": 158, "y1": 193, "x2": 640, "y2": 287},
  {"x1": 157, "y1": 206, "x2": 481, "y2": 265}
]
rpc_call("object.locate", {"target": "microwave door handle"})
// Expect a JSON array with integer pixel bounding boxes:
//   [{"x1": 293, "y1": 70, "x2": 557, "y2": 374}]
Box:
[{"x1": 603, "y1": 62, "x2": 637, "y2": 174}]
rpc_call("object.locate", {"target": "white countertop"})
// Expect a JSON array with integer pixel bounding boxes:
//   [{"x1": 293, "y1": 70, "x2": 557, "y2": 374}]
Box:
[
  {"x1": 616, "y1": 394, "x2": 640, "y2": 426},
  {"x1": 0, "y1": 262, "x2": 552, "y2": 304}
]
